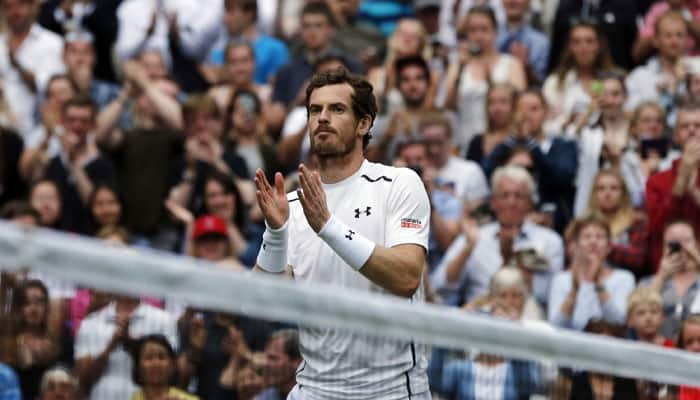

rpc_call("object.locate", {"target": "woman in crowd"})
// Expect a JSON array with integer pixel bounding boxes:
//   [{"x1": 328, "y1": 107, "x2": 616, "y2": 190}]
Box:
[
  {"x1": 29, "y1": 179, "x2": 63, "y2": 230},
  {"x1": 574, "y1": 72, "x2": 641, "y2": 216},
  {"x1": 584, "y1": 171, "x2": 650, "y2": 276},
  {"x1": 466, "y1": 267, "x2": 545, "y2": 321},
  {"x1": 642, "y1": 220, "x2": 700, "y2": 338},
  {"x1": 628, "y1": 101, "x2": 677, "y2": 185},
  {"x1": 443, "y1": 5, "x2": 526, "y2": 149},
  {"x1": 543, "y1": 21, "x2": 617, "y2": 134},
  {"x1": 548, "y1": 216, "x2": 635, "y2": 330},
  {"x1": 9, "y1": 280, "x2": 61, "y2": 400},
  {"x1": 130, "y1": 334, "x2": 198, "y2": 400},
  {"x1": 87, "y1": 184, "x2": 123, "y2": 235},
  {"x1": 465, "y1": 83, "x2": 516, "y2": 165}
]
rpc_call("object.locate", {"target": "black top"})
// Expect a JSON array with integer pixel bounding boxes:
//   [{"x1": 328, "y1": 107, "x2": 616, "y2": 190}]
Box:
[{"x1": 0, "y1": 130, "x2": 25, "y2": 207}]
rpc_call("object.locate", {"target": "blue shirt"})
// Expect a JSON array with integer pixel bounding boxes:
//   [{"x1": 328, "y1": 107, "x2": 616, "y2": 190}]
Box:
[
  {"x1": 0, "y1": 363, "x2": 21, "y2": 400},
  {"x1": 497, "y1": 24, "x2": 550, "y2": 82},
  {"x1": 208, "y1": 33, "x2": 289, "y2": 85}
]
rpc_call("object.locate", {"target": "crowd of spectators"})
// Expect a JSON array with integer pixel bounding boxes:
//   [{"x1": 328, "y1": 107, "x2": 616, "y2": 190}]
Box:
[{"x1": 1, "y1": 0, "x2": 700, "y2": 398}]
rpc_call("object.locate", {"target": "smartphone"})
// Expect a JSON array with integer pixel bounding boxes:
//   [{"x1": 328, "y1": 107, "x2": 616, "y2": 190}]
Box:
[
  {"x1": 640, "y1": 138, "x2": 669, "y2": 159},
  {"x1": 669, "y1": 241, "x2": 682, "y2": 254}
]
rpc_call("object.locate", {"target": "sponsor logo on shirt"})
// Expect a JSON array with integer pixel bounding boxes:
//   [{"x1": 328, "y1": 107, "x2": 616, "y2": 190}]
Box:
[{"x1": 401, "y1": 218, "x2": 422, "y2": 229}]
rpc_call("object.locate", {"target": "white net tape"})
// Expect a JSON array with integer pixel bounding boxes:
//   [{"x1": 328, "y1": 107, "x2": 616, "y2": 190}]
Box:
[{"x1": 1, "y1": 221, "x2": 699, "y2": 386}]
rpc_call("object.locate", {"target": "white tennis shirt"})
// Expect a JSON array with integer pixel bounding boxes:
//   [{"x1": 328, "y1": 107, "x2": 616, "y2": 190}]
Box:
[{"x1": 287, "y1": 160, "x2": 431, "y2": 399}]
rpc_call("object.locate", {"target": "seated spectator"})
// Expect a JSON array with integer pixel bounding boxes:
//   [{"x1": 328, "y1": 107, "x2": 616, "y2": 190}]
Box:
[
  {"x1": 19, "y1": 74, "x2": 76, "y2": 182},
  {"x1": 367, "y1": 18, "x2": 435, "y2": 116},
  {"x1": 190, "y1": 215, "x2": 244, "y2": 270},
  {"x1": 484, "y1": 90, "x2": 578, "y2": 232},
  {"x1": 0, "y1": 201, "x2": 39, "y2": 227},
  {"x1": 465, "y1": 83, "x2": 516, "y2": 165},
  {"x1": 646, "y1": 103, "x2": 700, "y2": 270},
  {"x1": 443, "y1": 5, "x2": 526, "y2": 149},
  {"x1": 627, "y1": 287, "x2": 670, "y2": 346},
  {"x1": 268, "y1": 1, "x2": 362, "y2": 133},
  {"x1": 130, "y1": 334, "x2": 198, "y2": 400},
  {"x1": 626, "y1": 11, "x2": 692, "y2": 113},
  {"x1": 74, "y1": 232, "x2": 178, "y2": 400},
  {"x1": 325, "y1": 0, "x2": 385, "y2": 69},
  {"x1": 208, "y1": 41, "x2": 272, "y2": 115},
  {"x1": 224, "y1": 89, "x2": 278, "y2": 181},
  {"x1": 87, "y1": 184, "x2": 123, "y2": 236},
  {"x1": 428, "y1": 299, "x2": 541, "y2": 400},
  {"x1": 634, "y1": 0, "x2": 700, "y2": 62},
  {"x1": 42, "y1": 96, "x2": 117, "y2": 233},
  {"x1": 548, "y1": 216, "x2": 636, "y2": 330},
  {"x1": 29, "y1": 179, "x2": 62, "y2": 230},
  {"x1": 467, "y1": 266, "x2": 546, "y2": 321},
  {"x1": 368, "y1": 56, "x2": 436, "y2": 164},
  {"x1": 676, "y1": 315, "x2": 700, "y2": 398},
  {"x1": 38, "y1": 366, "x2": 79, "y2": 400},
  {"x1": 556, "y1": 320, "x2": 639, "y2": 399},
  {"x1": 420, "y1": 112, "x2": 489, "y2": 212},
  {"x1": 585, "y1": 171, "x2": 651, "y2": 276},
  {"x1": 0, "y1": 0, "x2": 65, "y2": 137},
  {"x1": 642, "y1": 219, "x2": 700, "y2": 338},
  {"x1": 96, "y1": 61, "x2": 184, "y2": 247},
  {"x1": 205, "y1": 0, "x2": 289, "y2": 86},
  {"x1": 628, "y1": 102, "x2": 677, "y2": 190},
  {"x1": 498, "y1": 0, "x2": 551, "y2": 83},
  {"x1": 543, "y1": 21, "x2": 618, "y2": 135},
  {"x1": 7, "y1": 280, "x2": 61, "y2": 400},
  {"x1": 0, "y1": 362, "x2": 21, "y2": 400},
  {"x1": 431, "y1": 166, "x2": 564, "y2": 307},
  {"x1": 575, "y1": 71, "x2": 641, "y2": 215}
]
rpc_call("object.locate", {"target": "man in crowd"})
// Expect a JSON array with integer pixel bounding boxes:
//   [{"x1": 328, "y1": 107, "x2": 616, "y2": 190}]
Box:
[
  {"x1": 431, "y1": 165, "x2": 564, "y2": 306},
  {"x1": 39, "y1": 367, "x2": 79, "y2": 400},
  {"x1": 499, "y1": 0, "x2": 550, "y2": 83},
  {"x1": 647, "y1": 103, "x2": 700, "y2": 271},
  {"x1": 256, "y1": 329, "x2": 302, "y2": 400}
]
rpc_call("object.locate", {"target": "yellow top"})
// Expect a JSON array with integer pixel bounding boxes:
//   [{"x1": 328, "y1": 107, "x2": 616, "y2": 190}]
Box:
[{"x1": 130, "y1": 387, "x2": 199, "y2": 400}]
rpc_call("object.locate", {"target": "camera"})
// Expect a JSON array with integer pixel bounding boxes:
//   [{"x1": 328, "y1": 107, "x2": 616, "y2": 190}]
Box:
[{"x1": 668, "y1": 241, "x2": 682, "y2": 254}]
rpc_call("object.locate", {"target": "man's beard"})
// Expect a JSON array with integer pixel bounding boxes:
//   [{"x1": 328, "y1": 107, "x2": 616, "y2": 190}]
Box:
[{"x1": 311, "y1": 129, "x2": 357, "y2": 160}]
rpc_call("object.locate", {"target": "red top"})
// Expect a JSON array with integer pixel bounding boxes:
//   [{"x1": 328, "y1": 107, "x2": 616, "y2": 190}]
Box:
[{"x1": 646, "y1": 161, "x2": 700, "y2": 272}]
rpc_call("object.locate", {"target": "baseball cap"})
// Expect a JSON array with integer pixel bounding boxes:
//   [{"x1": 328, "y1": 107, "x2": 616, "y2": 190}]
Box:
[
  {"x1": 415, "y1": 0, "x2": 441, "y2": 10},
  {"x1": 192, "y1": 215, "x2": 229, "y2": 240}
]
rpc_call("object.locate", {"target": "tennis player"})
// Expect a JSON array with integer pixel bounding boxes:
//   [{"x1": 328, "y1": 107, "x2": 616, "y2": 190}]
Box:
[{"x1": 254, "y1": 68, "x2": 431, "y2": 399}]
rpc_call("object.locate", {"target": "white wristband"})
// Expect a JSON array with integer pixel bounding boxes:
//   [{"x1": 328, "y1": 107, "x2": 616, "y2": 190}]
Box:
[
  {"x1": 256, "y1": 221, "x2": 288, "y2": 273},
  {"x1": 318, "y1": 215, "x2": 376, "y2": 271}
]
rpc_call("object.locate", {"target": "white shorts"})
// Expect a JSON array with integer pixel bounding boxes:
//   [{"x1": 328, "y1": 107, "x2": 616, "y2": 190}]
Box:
[{"x1": 286, "y1": 385, "x2": 432, "y2": 400}]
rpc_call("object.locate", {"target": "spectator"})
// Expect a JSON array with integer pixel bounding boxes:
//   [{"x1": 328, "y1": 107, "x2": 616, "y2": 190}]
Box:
[
  {"x1": 484, "y1": 90, "x2": 578, "y2": 232},
  {"x1": 465, "y1": 83, "x2": 516, "y2": 165},
  {"x1": 440, "y1": 0, "x2": 508, "y2": 47},
  {"x1": 443, "y1": 5, "x2": 527, "y2": 149},
  {"x1": 0, "y1": 201, "x2": 39, "y2": 227},
  {"x1": 427, "y1": 299, "x2": 541, "y2": 400},
  {"x1": 206, "y1": 0, "x2": 289, "y2": 86},
  {"x1": 42, "y1": 95, "x2": 117, "y2": 233},
  {"x1": 634, "y1": 0, "x2": 700, "y2": 63},
  {"x1": 62, "y1": 32, "x2": 121, "y2": 110},
  {"x1": 326, "y1": 0, "x2": 386, "y2": 68},
  {"x1": 419, "y1": 112, "x2": 489, "y2": 211},
  {"x1": 499, "y1": 0, "x2": 551, "y2": 83},
  {"x1": 208, "y1": 41, "x2": 272, "y2": 115},
  {"x1": 223, "y1": 88, "x2": 278, "y2": 181},
  {"x1": 626, "y1": 287, "x2": 670, "y2": 346},
  {"x1": 190, "y1": 215, "x2": 245, "y2": 270},
  {"x1": 626, "y1": 11, "x2": 692, "y2": 113},
  {"x1": 368, "y1": 56, "x2": 435, "y2": 164},
  {"x1": 0, "y1": 363, "x2": 21, "y2": 400},
  {"x1": 676, "y1": 315, "x2": 700, "y2": 399},
  {"x1": 86, "y1": 184, "x2": 123, "y2": 235},
  {"x1": 574, "y1": 71, "x2": 640, "y2": 216},
  {"x1": 0, "y1": 0, "x2": 65, "y2": 137},
  {"x1": 543, "y1": 21, "x2": 617, "y2": 135},
  {"x1": 642, "y1": 219, "x2": 700, "y2": 338},
  {"x1": 628, "y1": 101, "x2": 677, "y2": 189},
  {"x1": 548, "y1": 216, "x2": 636, "y2": 330},
  {"x1": 268, "y1": 1, "x2": 362, "y2": 133},
  {"x1": 96, "y1": 62, "x2": 184, "y2": 247},
  {"x1": 38, "y1": 366, "x2": 79, "y2": 400},
  {"x1": 548, "y1": 0, "x2": 639, "y2": 71},
  {"x1": 130, "y1": 334, "x2": 198, "y2": 400},
  {"x1": 29, "y1": 179, "x2": 62, "y2": 230},
  {"x1": 469, "y1": 266, "x2": 546, "y2": 321},
  {"x1": 585, "y1": 170, "x2": 651, "y2": 276},
  {"x1": 252, "y1": 329, "x2": 302, "y2": 400},
  {"x1": 646, "y1": 103, "x2": 700, "y2": 270},
  {"x1": 74, "y1": 231, "x2": 178, "y2": 400},
  {"x1": 9, "y1": 279, "x2": 61, "y2": 400},
  {"x1": 367, "y1": 18, "x2": 434, "y2": 115},
  {"x1": 431, "y1": 166, "x2": 564, "y2": 306},
  {"x1": 0, "y1": 126, "x2": 24, "y2": 207}
]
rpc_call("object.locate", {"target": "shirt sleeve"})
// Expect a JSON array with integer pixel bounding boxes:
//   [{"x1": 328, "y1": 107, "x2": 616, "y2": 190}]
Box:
[
  {"x1": 384, "y1": 168, "x2": 431, "y2": 250},
  {"x1": 74, "y1": 318, "x2": 99, "y2": 359},
  {"x1": 548, "y1": 272, "x2": 573, "y2": 329},
  {"x1": 600, "y1": 271, "x2": 636, "y2": 325},
  {"x1": 430, "y1": 234, "x2": 469, "y2": 294},
  {"x1": 534, "y1": 232, "x2": 564, "y2": 305}
]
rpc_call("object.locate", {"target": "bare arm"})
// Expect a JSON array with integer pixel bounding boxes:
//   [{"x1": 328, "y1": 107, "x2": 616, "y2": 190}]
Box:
[
  {"x1": 359, "y1": 244, "x2": 425, "y2": 297},
  {"x1": 95, "y1": 89, "x2": 129, "y2": 145}
]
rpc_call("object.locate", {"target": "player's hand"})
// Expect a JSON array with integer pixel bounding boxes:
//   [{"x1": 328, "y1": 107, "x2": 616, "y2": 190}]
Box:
[
  {"x1": 297, "y1": 164, "x2": 331, "y2": 233},
  {"x1": 255, "y1": 169, "x2": 288, "y2": 229}
]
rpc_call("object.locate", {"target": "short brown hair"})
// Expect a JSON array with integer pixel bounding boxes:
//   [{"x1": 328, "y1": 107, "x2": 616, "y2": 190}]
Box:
[
  {"x1": 183, "y1": 94, "x2": 221, "y2": 126},
  {"x1": 305, "y1": 68, "x2": 377, "y2": 149},
  {"x1": 62, "y1": 94, "x2": 97, "y2": 119},
  {"x1": 418, "y1": 111, "x2": 452, "y2": 138},
  {"x1": 570, "y1": 215, "x2": 612, "y2": 241},
  {"x1": 224, "y1": 0, "x2": 257, "y2": 20}
]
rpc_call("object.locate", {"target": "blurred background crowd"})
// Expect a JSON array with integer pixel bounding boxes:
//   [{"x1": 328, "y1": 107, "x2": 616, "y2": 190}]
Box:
[{"x1": 2, "y1": 0, "x2": 700, "y2": 398}]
